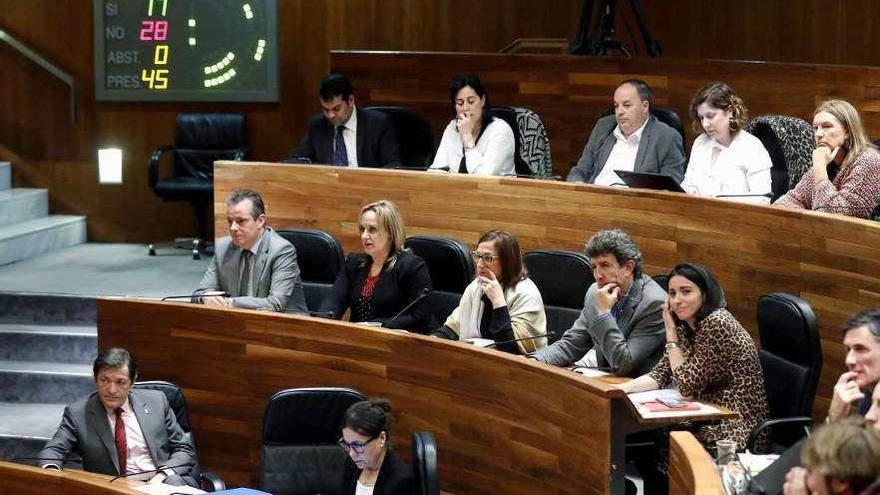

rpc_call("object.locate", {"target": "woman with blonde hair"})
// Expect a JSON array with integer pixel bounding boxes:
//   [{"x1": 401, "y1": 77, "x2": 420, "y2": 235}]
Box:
[
  {"x1": 320, "y1": 199, "x2": 433, "y2": 332},
  {"x1": 775, "y1": 99, "x2": 880, "y2": 218},
  {"x1": 681, "y1": 82, "x2": 772, "y2": 204}
]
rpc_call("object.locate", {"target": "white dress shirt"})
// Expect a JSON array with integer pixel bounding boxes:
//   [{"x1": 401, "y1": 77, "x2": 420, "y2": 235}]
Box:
[
  {"x1": 593, "y1": 118, "x2": 649, "y2": 187},
  {"x1": 106, "y1": 398, "x2": 158, "y2": 480},
  {"x1": 682, "y1": 130, "x2": 772, "y2": 204},
  {"x1": 335, "y1": 106, "x2": 359, "y2": 168},
  {"x1": 429, "y1": 117, "x2": 516, "y2": 176}
]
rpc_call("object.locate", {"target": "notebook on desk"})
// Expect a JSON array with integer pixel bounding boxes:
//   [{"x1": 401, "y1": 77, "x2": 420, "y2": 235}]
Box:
[{"x1": 615, "y1": 170, "x2": 685, "y2": 193}]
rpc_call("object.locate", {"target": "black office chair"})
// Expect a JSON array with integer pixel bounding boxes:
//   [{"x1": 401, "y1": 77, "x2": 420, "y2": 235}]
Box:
[
  {"x1": 364, "y1": 106, "x2": 434, "y2": 169},
  {"x1": 277, "y1": 229, "x2": 345, "y2": 312},
  {"x1": 147, "y1": 113, "x2": 248, "y2": 257},
  {"x1": 411, "y1": 431, "x2": 439, "y2": 495},
  {"x1": 745, "y1": 115, "x2": 815, "y2": 202},
  {"x1": 522, "y1": 250, "x2": 593, "y2": 344},
  {"x1": 601, "y1": 107, "x2": 686, "y2": 151},
  {"x1": 491, "y1": 106, "x2": 554, "y2": 178},
  {"x1": 132, "y1": 381, "x2": 225, "y2": 492},
  {"x1": 651, "y1": 273, "x2": 670, "y2": 293},
  {"x1": 746, "y1": 293, "x2": 822, "y2": 454},
  {"x1": 260, "y1": 387, "x2": 365, "y2": 495},
  {"x1": 404, "y1": 235, "x2": 475, "y2": 326}
]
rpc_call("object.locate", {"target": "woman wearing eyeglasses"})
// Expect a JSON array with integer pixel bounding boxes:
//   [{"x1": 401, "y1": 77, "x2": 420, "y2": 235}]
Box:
[
  {"x1": 431, "y1": 230, "x2": 547, "y2": 354},
  {"x1": 338, "y1": 398, "x2": 415, "y2": 495}
]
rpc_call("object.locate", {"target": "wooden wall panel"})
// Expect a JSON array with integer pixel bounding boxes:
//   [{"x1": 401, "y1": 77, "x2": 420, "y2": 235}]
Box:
[
  {"x1": 333, "y1": 51, "x2": 880, "y2": 177},
  {"x1": 213, "y1": 163, "x2": 880, "y2": 421},
  {"x1": 97, "y1": 299, "x2": 622, "y2": 494},
  {"x1": 4, "y1": 2, "x2": 880, "y2": 241}
]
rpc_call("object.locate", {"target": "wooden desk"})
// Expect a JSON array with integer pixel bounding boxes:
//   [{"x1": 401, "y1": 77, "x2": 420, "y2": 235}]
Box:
[
  {"x1": 0, "y1": 461, "x2": 145, "y2": 495},
  {"x1": 96, "y1": 298, "x2": 727, "y2": 495},
  {"x1": 213, "y1": 162, "x2": 880, "y2": 421},
  {"x1": 668, "y1": 432, "x2": 725, "y2": 495}
]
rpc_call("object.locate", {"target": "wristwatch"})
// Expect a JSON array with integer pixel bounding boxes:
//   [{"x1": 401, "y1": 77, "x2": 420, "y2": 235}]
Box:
[{"x1": 665, "y1": 341, "x2": 679, "y2": 350}]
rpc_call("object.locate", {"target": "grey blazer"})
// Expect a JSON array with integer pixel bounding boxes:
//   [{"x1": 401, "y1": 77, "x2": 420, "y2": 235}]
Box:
[
  {"x1": 195, "y1": 226, "x2": 308, "y2": 314},
  {"x1": 39, "y1": 390, "x2": 196, "y2": 481},
  {"x1": 531, "y1": 274, "x2": 666, "y2": 377},
  {"x1": 567, "y1": 115, "x2": 686, "y2": 184}
]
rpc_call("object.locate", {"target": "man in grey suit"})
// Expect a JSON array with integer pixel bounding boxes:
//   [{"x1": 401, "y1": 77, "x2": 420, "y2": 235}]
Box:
[
  {"x1": 194, "y1": 188, "x2": 308, "y2": 314},
  {"x1": 528, "y1": 229, "x2": 666, "y2": 377},
  {"x1": 39, "y1": 348, "x2": 197, "y2": 487},
  {"x1": 567, "y1": 79, "x2": 685, "y2": 185}
]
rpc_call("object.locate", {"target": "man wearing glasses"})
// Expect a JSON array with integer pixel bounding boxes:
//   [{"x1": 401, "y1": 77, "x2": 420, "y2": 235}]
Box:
[{"x1": 527, "y1": 228, "x2": 667, "y2": 377}]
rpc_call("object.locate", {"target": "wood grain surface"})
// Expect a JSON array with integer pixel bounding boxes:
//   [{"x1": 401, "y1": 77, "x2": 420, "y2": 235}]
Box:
[
  {"x1": 97, "y1": 298, "x2": 625, "y2": 494},
  {"x1": 0, "y1": 461, "x2": 144, "y2": 495},
  {"x1": 668, "y1": 432, "x2": 725, "y2": 495}
]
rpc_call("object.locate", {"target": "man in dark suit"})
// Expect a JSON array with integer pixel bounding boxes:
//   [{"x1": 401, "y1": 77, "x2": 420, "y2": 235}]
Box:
[
  {"x1": 194, "y1": 188, "x2": 308, "y2": 314},
  {"x1": 288, "y1": 73, "x2": 402, "y2": 168},
  {"x1": 39, "y1": 348, "x2": 197, "y2": 487},
  {"x1": 567, "y1": 79, "x2": 685, "y2": 184}
]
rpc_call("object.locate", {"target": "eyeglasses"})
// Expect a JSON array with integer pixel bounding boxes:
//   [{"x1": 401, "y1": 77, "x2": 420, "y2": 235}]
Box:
[
  {"x1": 337, "y1": 435, "x2": 378, "y2": 454},
  {"x1": 471, "y1": 251, "x2": 499, "y2": 264}
]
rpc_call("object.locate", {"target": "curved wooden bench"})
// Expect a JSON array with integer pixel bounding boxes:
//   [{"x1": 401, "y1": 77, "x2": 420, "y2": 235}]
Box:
[{"x1": 669, "y1": 431, "x2": 725, "y2": 495}]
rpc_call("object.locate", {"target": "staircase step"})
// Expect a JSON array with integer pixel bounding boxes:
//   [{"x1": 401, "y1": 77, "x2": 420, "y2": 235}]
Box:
[
  {"x1": 0, "y1": 324, "x2": 97, "y2": 364},
  {"x1": 0, "y1": 189, "x2": 48, "y2": 225},
  {"x1": 0, "y1": 162, "x2": 9, "y2": 191},
  {"x1": 0, "y1": 215, "x2": 86, "y2": 266},
  {"x1": 0, "y1": 294, "x2": 96, "y2": 325},
  {"x1": 0, "y1": 360, "x2": 93, "y2": 403},
  {"x1": 0, "y1": 402, "x2": 67, "y2": 463}
]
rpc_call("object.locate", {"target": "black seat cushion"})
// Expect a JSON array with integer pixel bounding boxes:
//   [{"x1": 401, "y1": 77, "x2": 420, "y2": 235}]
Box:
[
  {"x1": 364, "y1": 106, "x2": 434, "y2": 168},
  {"x1": 545, "y1": 306, "x2": 581, "y2": 344}
]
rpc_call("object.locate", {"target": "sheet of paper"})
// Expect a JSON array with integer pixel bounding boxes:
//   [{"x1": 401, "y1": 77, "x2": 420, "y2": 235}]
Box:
[
  {"x1": 461, "y1": 338, "x2": 494, "y2": 347},
  {"x1": 133, "y1": 483, "x2": 206, "y2": 495},
  {"x1": 627, "y1": 388, "x2": 683, "y2": 404},
  {"x1": 571, "y1": 367, "x2": 610, "y2": 378}
]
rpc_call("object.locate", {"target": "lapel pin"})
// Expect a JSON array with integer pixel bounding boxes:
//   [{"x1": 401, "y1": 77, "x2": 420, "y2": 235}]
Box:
[{"x1": 144, "y1": 405, "x2": 151, "y2": 415}]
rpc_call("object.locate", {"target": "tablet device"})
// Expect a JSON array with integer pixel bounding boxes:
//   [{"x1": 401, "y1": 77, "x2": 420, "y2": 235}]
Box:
[{"x1": 615, "y1": 170, "x2": 685, "y2": 193}]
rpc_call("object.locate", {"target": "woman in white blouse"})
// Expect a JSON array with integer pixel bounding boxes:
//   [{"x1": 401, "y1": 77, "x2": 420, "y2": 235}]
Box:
[
  {"x1": 681, "y1": 82, "x2": 772, "y2": 204},
  {"x1": 429, "y1": 74, "x2": 516, "y2": 176}
]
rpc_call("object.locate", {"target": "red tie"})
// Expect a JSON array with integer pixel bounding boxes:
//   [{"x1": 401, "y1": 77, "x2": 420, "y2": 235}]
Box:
[{"x1": 114, "y1": 408, "x2": 127, "y2": 475}]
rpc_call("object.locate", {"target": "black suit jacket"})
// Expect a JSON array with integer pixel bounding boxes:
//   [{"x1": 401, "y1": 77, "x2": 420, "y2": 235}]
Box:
[
  {"x1": 289, "y1": 107, "x2": 402, "y2": 168},
  {"x1": 319, "y1": 250, "x2": 433, "y2": 332},
  {"x1": 339, "y1": 450, "x2": 416, "y2": 495}
]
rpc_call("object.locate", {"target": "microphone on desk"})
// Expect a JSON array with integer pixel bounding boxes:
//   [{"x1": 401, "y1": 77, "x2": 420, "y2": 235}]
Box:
[
  {"x1": 309, "y1": 310, "x2": 336, "y2": 319},
  {"x1": 162, "y1": 291, "x2": 230, "y2": 303},
  {"x1": 486, "y1": 331, "x2": 554, "y2": 349},
  {"x1": 384, "y1": 288, "x2": 430, "y2": 329},
  {"x1": 715, "y1": 192, "x2": 774, "y2": 199},
  {"x1": 109, "y1": 459, "x2": 193, "y2": 482}
]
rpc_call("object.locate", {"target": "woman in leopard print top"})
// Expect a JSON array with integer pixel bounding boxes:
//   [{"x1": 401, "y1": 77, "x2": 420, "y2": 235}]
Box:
[{"x1": 620, "y1": 262, "x2": 769, "y2": 451}]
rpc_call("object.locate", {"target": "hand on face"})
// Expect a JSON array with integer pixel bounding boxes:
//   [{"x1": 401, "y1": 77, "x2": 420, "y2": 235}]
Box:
[
  {"x1": 828, "y1": 371, "x2": 863, "y2": 422},
  {"x1": 458, "y1": 111, "x2": 477, "y2": 140},
  {"x1": 783, "y1": 467, "x2": 809, "y2": 495},
  {"x1": 662, "y1": 299, "x2": 679, "y2": 340},
  {"x1": 478, "y1": 271, "x2": 506, "y2": 309},
  {"x1": 595, "y1": 283, "x2": 620, "y2": 315},
  {"x1": 813, "y1": 145, "x2": 840, "y2": 169}
]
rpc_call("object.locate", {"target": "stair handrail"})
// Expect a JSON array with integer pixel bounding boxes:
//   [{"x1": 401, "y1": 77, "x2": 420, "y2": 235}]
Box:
[{"x1": 0, "y1": 28, "x2": 77, "y2": 124}]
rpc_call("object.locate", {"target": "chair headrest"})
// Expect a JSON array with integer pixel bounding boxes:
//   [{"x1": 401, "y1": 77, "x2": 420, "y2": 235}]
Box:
[
  {"x1": 175, "y1": 113, "x2": 247, "y2": 149},
  {"x1": 404, "y1": 236, "x2": 474, "y2": 293},
  {"x1": 523, "y1": 250, "x2": 593, "y2": 308},
  {"x1": 277, "y1": 229, "x2": 345, "y2": 283},
  {"x1": 133, "y1": 380, "x2": 191, "y2": 432},
  {"x1": 262, "y1": 387, "x2": 365, "y2": 445}
]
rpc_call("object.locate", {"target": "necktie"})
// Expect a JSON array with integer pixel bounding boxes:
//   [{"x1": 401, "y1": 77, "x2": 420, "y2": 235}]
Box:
[
  {"x1": 240, "y1": 250, "x2": 252, "y2": 296},
  {"x1": 334, "y1": 126, "x2": 349, "y2": 166},
  {"x1": 114, "y1": 408, "x2": 127, "y2": 475}
]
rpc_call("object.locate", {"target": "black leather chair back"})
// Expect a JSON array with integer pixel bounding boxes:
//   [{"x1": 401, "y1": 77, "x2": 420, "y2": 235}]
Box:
[
  {"x1": 651, "y1": 273, "x2": 670, "y2": 294},
  {"x1": 276, "y1": 229, "x2": 345, "y2": 283},
  {"x1": 260, "y1": 387, "x2": 365, "y2": 495},
  {"x1": 757, "y1": 293, "x2": 822, "y2": 443},
  {"x1": 404, "y1": 236, "x2": 474, "y2": 294},
  {"x1": 411, "y1": 431, "x2": 439, "y2": 495},
  {"x1": 523, "y1": 250, "x2": 592, "y2": 343},
  {"x1": 424, "y1": 290, "x2": 463, "y2": 329},
  {"x1": 746, "y1": 120, "x2": 790, "y2": 202},
  {"x1": 523, "y1": 250, "x2": 593, "y2": 308},
  {"x1": 172, "y1": 113, "x2": 248, "y2": 181},
  {"x1": 364, "y1": 106, "x2": 434, "y2": 168},
  {"x1": 490, "y1": 107, "x2": 533, "y2": 177}
]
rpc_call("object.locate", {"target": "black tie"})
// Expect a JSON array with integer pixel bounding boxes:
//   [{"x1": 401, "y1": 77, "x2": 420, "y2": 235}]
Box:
[{"x1": 240, "y1": 251, "x2": 252, "y2": 296}]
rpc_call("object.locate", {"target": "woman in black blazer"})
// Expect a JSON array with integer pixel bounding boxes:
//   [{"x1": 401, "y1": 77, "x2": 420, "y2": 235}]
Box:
[
  {"x1": 338, "y1": 399, "x2": 416, "y2": 495},
  {"x1": 319, "y1": 199, "x2": 432, "y2": 332}
]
